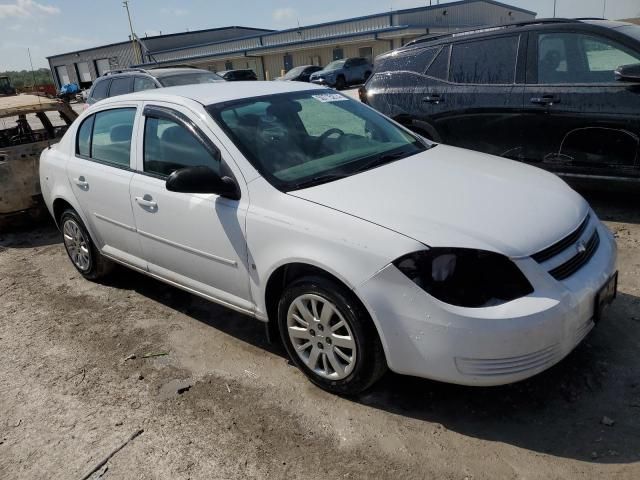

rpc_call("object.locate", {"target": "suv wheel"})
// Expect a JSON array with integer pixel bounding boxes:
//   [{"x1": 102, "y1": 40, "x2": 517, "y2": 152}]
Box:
[
  {"x1": 60, "y1": 209, "x2": 113, "y2": 280},
  {"x1": 335, "y1": 75, "x2": 346, "y2": 90},
  {"x1": 278, "y1": 275, "x2": 387, "y2": 395}
]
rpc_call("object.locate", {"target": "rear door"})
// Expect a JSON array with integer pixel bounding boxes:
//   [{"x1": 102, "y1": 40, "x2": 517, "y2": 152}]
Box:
[
  {"x1": 521, "y1": 28, "x2": 640, "y2": 178},
  {"x1": 422, "y1": 34, "x2": 526, "y2": 158},
  {"x1": 65, "y1": 104, "x2": 146, "y2": 268}
]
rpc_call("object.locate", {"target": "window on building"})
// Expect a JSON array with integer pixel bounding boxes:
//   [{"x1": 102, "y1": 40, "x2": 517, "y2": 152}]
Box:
[
  {"x1": 76, "y1": 108, "x2": 136, "y2": 168},
  {"x1": 95, "y1": 58, "x2": 110, "y2": 77},
  {"x1": 55, "y1": 65, "x2": 70, "y2": 85},
  {"x1": 144, "y1": 117, "x2": 220, "y2": 177},
  {"x1": 358, "y1": 47, "x2": 373, "y2": 62},
  {"x1": 309, "y1": 55, "x2": 322, "y2": 66},
  {"x1": 76, "y1": 62, "x2": 92, "y2": 84},
  {"x1": 225, "y1": 60, "x2": 233, "y2": 70},
  {"x1": 426, "y1": 45, "x2": 450, "y2": 80},
  {"x1": 450, "y1": 36, "x2": 519, "y2": 84},
  {"x1": 333, "y1": 48, "x2": 344, "y2": 61},
  {"x1": 283, "y1": 54, "x2": 293, "y2": 72},
  {"x1": 537, "y1": 32, "x2": 640, "y2": 84}
]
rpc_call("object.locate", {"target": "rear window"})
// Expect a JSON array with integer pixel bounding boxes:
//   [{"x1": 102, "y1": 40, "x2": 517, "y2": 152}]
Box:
[
  {"x1": 76, "y1": 108, "x2": 136, "y2": 167},
  {"x1": 90, "y1": 80, "x2": 110, "y2": 101},
  {"x1": 377, "y1": 47, "x2": 439, "y2": 74},
  {"x1": 450, "y1": 36, "x2": 519, "y2": 84},
  {"x1": 159, "y1": 72, "x2": 223, "y2": 87}
]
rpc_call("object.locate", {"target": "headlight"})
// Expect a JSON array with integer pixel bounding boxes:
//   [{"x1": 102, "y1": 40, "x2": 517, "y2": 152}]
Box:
[{"x1": 393, "y1": 248, "x2": 533, "y2": 308}]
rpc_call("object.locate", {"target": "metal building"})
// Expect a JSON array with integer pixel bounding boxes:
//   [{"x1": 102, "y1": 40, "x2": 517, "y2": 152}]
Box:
[{"x1": 47, "y1": 0, "x2": 535, "y2": 86}]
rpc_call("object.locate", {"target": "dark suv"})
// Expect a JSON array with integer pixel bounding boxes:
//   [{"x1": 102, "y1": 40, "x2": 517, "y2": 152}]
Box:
[
  {"x1": 217, "y1": 69, "x2": 258, "y2": 81},
  {"x1": 363, "y1": 19, "x2": 640, "y2": 183},
  {"x1": 87, "y1": 67, "x2": 223, "y2": 105}
]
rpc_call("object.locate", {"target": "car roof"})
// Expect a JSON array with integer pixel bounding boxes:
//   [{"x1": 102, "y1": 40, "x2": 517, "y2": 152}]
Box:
[
  {"x1": 96, "y1": 67, "x2": 213, "y2": 81},
  {"x1": 400, "y1": 18, "x2": 638, "y2": 51},
  {"x1": 96, "y1": 80, "x2": 327, "y2": 107}
]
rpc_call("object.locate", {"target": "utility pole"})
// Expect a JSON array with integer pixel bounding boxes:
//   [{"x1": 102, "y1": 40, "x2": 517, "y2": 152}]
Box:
[
  {"x1": 553, "y1": 0, "x2": 557, "y2": 18},
  {"x1": 602, "y1": 0, "x2": 607, "y2": 19},
  {"x1": 123, "y1": 0, "x2": 141, "y2": 64}
]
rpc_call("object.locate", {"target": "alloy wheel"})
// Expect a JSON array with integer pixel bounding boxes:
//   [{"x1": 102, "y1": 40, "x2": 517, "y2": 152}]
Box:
[
  {"x1": 63, "y1": 219, "x2": 91, "y2": 272},
  {"x1": 286, "y1": 293, "x2": 357, "y2": 380}
]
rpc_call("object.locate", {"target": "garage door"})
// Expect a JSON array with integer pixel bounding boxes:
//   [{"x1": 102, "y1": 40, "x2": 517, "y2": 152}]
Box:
[
  {"x1": 76, "y1": 62, "x2": 92, "y2": 82},
  {"x1": 55, "y1": 65, "x2": 70, "y2": 85}
]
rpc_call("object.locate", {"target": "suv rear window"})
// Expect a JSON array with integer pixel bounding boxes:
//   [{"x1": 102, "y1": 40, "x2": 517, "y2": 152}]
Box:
[
  {"x1": 378, "y1": 47, "x2": 439, "y2": 74},
  {"x1": 450, "y1": 36, "x2": 519, "y2": 84}
]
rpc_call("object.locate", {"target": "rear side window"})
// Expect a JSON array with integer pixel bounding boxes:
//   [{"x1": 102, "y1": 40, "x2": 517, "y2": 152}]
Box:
[
  {"x1": 90, "y1": 80, "x2": 110, "y2": 101},
  {"x1": 426, "y1": 45, "x2": 450, "y2": 80},
  {"x1": 377, "y1": 47, "x2": 439, "y2": 74},
  {"x1": 450, "y1": 36, "x2": 519, "y2": 84},
  {"x1": 76, "y1": 108, "x2": 136, "y2": 167},
  {"x1": 143, "y1": 116, "x2": 220, "y2": 177},
  {"x1": 134, "y1": 76, "x2": 157, "y2": 91},
  {"x1": 109, "y1": 77, "x2": 133, "y2": 97}
]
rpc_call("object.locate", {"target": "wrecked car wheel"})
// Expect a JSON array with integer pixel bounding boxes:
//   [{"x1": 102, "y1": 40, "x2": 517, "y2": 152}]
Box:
[
  {"x1": 61, "y1": 209, "x2": 113, "y2": 280},
  {"x1": 278, "y1": 275, "x2": 387, "y2": 395}
]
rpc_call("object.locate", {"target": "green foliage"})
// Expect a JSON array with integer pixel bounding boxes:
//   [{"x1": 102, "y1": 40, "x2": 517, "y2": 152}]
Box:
[{"x1": 0, "y1": 69, "x2": 54, "y2": 88}]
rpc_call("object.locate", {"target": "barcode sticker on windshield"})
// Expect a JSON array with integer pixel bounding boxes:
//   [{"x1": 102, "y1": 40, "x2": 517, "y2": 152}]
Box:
[{"x1": 312, "y1": 93, "x2": 349, "y2": 103}]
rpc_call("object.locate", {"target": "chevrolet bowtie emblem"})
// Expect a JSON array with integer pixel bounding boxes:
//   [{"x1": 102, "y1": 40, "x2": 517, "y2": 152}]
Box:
[{"x1": 577, "y1": 241, "x2": 587, "y2": 254}]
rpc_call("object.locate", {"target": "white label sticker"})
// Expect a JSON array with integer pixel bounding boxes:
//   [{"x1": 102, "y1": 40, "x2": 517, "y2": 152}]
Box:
[{"x1": 312, "y1": 93, "x2": 349, "y2": 103}]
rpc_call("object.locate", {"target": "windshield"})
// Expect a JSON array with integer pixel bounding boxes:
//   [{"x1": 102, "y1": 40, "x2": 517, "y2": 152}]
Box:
[
  {"x1": 283, "y1": 66, "x2": 307, "y2": 79},
  {"x1": 324, "y1": 60, "x2": 346, "y2": 71},
  {"x1": 159, "y1": 72, "x2": 223, "y2": 87},
  {"x1": 208, "y1": 90, "x2": 428, "y2": 191},
  {"x1": 617, "y1": 25, "x2": 640, "y2": 43}
]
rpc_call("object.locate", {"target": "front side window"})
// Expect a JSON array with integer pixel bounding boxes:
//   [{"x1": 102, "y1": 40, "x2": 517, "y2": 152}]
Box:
[
  {"x1": 90, "y1": 108, "x2": 136, "y2": 167},
  {"x1": 537, "y1": 32, "x2": 640, "y2": 84},
  {"x1": 208, "y1": 90, "x2": 427, "y2": 191},
  {"x1": 450, "y1": 36, "x2": 519, "y2": 84},
  {"x1": 143, "y1": 116, "x2": 220, "y2": 177}
]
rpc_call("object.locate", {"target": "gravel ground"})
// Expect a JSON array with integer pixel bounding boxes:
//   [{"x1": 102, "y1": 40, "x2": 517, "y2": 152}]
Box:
[{"x1": 0, "y1": 188, "x2": 639, "y2": 480}]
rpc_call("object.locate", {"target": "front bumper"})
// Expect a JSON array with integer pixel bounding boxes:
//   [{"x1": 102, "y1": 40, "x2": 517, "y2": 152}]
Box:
[{"x1": 357, "y1": 221, "x2": 617, "y2": 386}]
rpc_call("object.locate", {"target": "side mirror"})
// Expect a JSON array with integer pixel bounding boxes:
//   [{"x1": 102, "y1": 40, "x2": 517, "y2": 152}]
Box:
[
  {"x1": 166, "y1": 166, "x2": 241, "y2": 200},
  {"x1": 615, "y1": 63, "x2": 640, "y2": 83}
]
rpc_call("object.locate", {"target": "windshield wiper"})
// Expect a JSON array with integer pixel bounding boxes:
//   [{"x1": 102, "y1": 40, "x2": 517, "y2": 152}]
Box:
[
  {"x1": 288, "y1": 172, "x2": 350, "y2": 191},
  {"x1": 352, "y1": 150, "x2": 413, "y2": 174}
]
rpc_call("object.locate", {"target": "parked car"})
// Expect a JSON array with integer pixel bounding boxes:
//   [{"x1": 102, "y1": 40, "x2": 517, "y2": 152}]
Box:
[
  {"x1": 1, "y1": 94, "x2": 76, "y2": 222},
  {"x1": 40, "y1": 82, "x2": 617, "y2": 395},
  {"x1": 362, "y1": 18, "x2": 640, "y2": 184},
  {"x1": 217, "y1": 69, "x2": 258, "y2": 81},
  {"x1": 86, "y1": 67, "x2": 223, "y2": 106},
  {"x1": 310, "y1": 58, "x2": 373, "y2": 89},
  {"x1": 275, "y1": 65, "x2": 323, "y2": 82}
]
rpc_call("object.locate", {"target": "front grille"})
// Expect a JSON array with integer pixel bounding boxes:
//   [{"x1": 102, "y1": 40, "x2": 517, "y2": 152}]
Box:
[
  {"x1": 532, "y1": 214, "x2": 591, "y2": 263},
  {"x1": 549, "y1": 230, "x2": 600, "y2": 281}
]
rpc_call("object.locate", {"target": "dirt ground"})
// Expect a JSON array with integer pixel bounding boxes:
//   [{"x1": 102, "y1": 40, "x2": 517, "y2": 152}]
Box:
[{"x1": 0, "y1": 187, "x2": 639, "y2": 480}]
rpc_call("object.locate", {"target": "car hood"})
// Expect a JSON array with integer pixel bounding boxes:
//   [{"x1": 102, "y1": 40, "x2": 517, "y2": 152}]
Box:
[
  {"x1": 311, "y1": 69, "x2": 338, "y2": 77},
  {"x1": 288, "y1": 145, "x2": 589, "y2": 258}
]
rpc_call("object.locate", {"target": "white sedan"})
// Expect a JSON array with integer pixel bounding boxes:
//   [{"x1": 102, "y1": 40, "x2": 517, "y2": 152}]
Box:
[{"x1": 39, "y1": 81, "x2": 618, "y2": 395}]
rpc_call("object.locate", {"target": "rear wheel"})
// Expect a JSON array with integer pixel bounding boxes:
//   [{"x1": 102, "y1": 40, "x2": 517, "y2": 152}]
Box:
[
  {"x1": 60, "y1": 209, "x2": 113, "y2": 280},
  {"x1": 278, "y1": 275, "x2": 387, "y2": 395}
]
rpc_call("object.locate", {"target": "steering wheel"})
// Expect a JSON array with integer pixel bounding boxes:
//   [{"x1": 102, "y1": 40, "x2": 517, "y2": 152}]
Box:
[{"x1": 314, "y1": 128, "x2": 345, "y2": 153}]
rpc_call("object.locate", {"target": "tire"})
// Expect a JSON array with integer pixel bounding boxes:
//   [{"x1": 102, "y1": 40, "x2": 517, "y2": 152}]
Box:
[
  {"x1": 278, "y1": 275, "x2": 387, "y2": 395},
  {"x1": 60, "y1": 209, "x2": 113, "y2": 280},
  {"x1": 335, "y1": 75, "x2": 346, "y2": 90}
]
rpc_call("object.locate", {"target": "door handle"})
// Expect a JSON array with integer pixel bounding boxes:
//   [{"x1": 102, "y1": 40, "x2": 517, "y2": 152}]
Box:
[
  {"x1": 73, "y1": 176, "x2": 89, "y2": 189},
  {"x1": 423, "y1": 94, "x2": 443, "y2": 105},
  {"x1": 135, "y1": 196, "x2": 157, "y2": 210},
  {"x1": 530, "y1": 95, "x2": 561, "y2": 106}
]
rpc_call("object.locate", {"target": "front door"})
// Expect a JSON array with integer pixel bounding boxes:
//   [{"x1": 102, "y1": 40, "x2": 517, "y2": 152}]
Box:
[
  {"x1": 521, "y1": 30, "x2": 640, "y2": 178},
  {"x1": 65, "y1": 104, "x2": 146, "y2": 269},
  {"x1": 129, "y1": 103, "x2": 252, "y2": 312}
]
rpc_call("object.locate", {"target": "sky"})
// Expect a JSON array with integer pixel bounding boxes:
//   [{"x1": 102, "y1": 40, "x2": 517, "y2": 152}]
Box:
[{"x1": 1, "y1": 0, "x2": 639, "y2": 71}]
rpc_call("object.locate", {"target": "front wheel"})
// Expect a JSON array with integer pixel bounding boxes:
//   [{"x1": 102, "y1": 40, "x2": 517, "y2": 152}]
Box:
[
  {"x1": 278, "y1": 276, "x2": 387, "y2": 395},
  {"x1": 335, "y1": 76, "x2": 346, "y2": 90}
]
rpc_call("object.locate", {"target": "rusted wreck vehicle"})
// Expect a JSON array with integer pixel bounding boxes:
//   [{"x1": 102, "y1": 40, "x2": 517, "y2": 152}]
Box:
[{"x1": 0, "y1": 95, "x2": 77, "y2": 223}]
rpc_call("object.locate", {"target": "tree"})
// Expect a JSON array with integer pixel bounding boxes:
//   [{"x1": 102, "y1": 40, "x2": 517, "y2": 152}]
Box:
[{"x1": 0, "y1": 69, "x2": 54, "y2": 88}]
